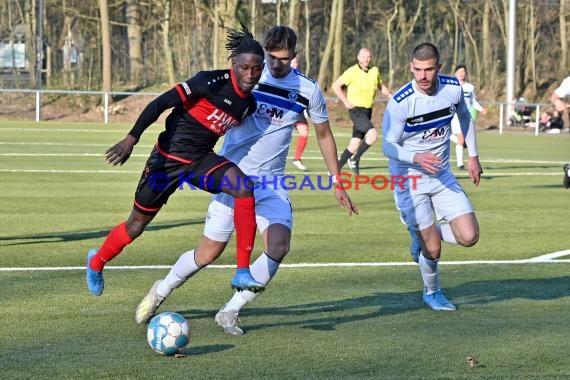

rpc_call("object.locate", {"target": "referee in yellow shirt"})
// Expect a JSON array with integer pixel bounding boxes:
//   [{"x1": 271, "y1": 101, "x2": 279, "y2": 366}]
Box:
[{"x1": 332, "y1": 48, "x2": 392, "y2": 175}]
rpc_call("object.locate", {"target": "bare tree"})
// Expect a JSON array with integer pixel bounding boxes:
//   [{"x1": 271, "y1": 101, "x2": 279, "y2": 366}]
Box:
[
  {"x1": 157, "y1": 0, "x2": 175, "y2": 84},
  {"x1": 317, "y1": 0, "x2": 339, "y2": 89},
  {"x1": 212, "y1": 0, "x2": 239, "y2": 69},
  {"x1": 332, "y1": 0, "x2": 344, "y2": 81},
  {"x1": 125, "y1": 0, "x2": 143, "y2": 84},
  {"x1": 559, "y1": 0, "x2": 568, "y2": 75},
  {"x1": 99, "y1": 0, "x2": 111, "y2": 93}
]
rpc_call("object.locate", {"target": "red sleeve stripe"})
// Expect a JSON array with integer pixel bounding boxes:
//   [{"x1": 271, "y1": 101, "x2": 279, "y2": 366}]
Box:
[
  {"x1": 174, "y1": 84, "x2": 186, "y2": 101},
  {"x1": 155, "y1": 143, "x2": 194, "y2": 164},
  {"x1": 134, "y1": 200, "x2": 161, "y2": 213}
]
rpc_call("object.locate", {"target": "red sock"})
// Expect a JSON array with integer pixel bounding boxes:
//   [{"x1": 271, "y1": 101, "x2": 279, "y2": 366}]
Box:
[
  {"x1": 89, "y1": 222, "x2": 134, "y2": 271},
  {"x1": 294, "y1": 133, "x2": 308, "y2": 161},
  {"x1": 233, "y1": 197, "x2": 256, "y2": 269}
]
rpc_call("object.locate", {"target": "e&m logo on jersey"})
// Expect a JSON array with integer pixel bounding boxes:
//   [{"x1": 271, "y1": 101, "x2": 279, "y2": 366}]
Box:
[
  {"x1": 256, "y1": 103, "x2": 284, "y2": 119},
  {"x1": 287, "y1": 90, "x2": 298, "y2": 102}
]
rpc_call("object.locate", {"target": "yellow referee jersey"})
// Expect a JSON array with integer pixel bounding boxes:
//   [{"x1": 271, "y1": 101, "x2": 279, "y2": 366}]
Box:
[{"x1": 337, "y1": 64, "x2": 382, "y2": 108}]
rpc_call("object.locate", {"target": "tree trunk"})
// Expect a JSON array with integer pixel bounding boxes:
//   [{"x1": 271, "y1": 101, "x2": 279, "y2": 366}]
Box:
[
  {"x1": 385, "y1": 4, "x2": 398, "y2": 91},
  {"x1": 481, "y1": 0, "x2": 491, "y2": 87},
  {"x1": 288, "y1": 0, "x2": 300, "y2": 31},
  {"x1": 317, "y1": 0, "x2": 338, "y2": 89},
  {"x1": 99, "y1": 0, "x2": 112, "y2": 93},
  {"x1": 213, "y1": 0, "x2": 239, "y2": 69},
  {"x1": 126, "y1": 0, "x2": 143, "y2": 84},
  {"x1": 303, "y1": 0, "x2": 311, "y2": 75},
  {"x1": 332, "y1": 0, "x2": 344, "y2": 81},
  {"x1": 160, "y1": 0, "x2": 175, "y2": 84},
  {"x1": 560, "y1": 0, "x2": 568, "y2": 75}
]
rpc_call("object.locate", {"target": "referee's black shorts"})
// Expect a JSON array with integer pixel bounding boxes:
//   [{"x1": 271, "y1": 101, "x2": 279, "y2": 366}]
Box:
[
  {"x1": 349, "y1": 107, "x2": 374, "y2": 139},
  {"x1": 133, "y1": 146, "x2": 237, "y2": 215}
]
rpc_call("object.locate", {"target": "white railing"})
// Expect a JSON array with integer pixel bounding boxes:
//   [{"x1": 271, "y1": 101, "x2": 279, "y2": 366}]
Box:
[{"x1": 0, "y1": 88, "x2": 557, "y2": 136}]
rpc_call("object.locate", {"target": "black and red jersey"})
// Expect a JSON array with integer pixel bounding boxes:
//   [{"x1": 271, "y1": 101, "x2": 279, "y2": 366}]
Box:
[{"x1": 129, "y1": 69, "x2": 256, "y2": 163}]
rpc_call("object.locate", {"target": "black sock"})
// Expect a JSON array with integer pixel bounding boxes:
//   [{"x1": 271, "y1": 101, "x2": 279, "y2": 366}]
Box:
[
  {"x1": 338, "y1": 149, "x2": 353, "y2": 169},
  {"x1": 351, "y1": 142, "x2": 371, "y2": 161}
]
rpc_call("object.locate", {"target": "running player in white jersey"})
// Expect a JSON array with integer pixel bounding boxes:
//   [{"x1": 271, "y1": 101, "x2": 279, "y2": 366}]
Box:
[
  {"x1": 450, "y1": 65, "x2": 487, "y2": 170},
  {"x1": 382, "y1": 43, "x2": 483, "y2": 311},
  {"x1": 550, "y1": 76, "x2": 570, "y2": 188},
  {"x1": 135, "y1": 26, "x2": 358, "y2": 331}
]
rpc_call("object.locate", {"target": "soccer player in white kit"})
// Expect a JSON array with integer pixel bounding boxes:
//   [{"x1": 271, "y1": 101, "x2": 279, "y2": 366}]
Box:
[
  {"x1": 382, "y1": 43, "x2": 483, "y2": 311},
  {"x1": 450, "y1": 65, "x2": 487, "y2": 170},
  {"x1": 550, "y1": 76, "x2": 570, "y2": 188},
  {"x1": 135, "y1": 26, "x2": 358, "y2": 331}
]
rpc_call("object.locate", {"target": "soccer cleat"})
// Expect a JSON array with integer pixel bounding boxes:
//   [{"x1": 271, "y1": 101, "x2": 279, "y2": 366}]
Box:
[
  {"x1": 231, "y1": 269, "x2": 265, "y2": 293},
  {"x1": 86, "y1": 249, "x2": 104, "y2": 296},
  {"x1": 135, "y1": 280, "x2": 165, "y2": 324},
  {"x1": 348, "y1": 158, "x2": 360, "y2": 175},
  {"x1": 215, "y1": 308, "x2": 244, "y2": 335},
  {"x1": 423, "y1": 290, "x2": 457, "y2": 311},
  {"x1": 563, "y1": 163, "x2": 570, "y2": 189},
  {"x1": 407, "y1": 226, "x2": 421, "y2": 264},
  {"x1": 457, "y1": 164, "x2": 466, "y2": 171},
  {"x1": 292, "y1": 159, "x2": 307, "y2": 171}
]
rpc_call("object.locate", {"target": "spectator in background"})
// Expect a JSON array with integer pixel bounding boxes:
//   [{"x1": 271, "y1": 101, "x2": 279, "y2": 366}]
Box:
[{"x1": 550, "y1": 76, "x2": 570, "y2": 188}]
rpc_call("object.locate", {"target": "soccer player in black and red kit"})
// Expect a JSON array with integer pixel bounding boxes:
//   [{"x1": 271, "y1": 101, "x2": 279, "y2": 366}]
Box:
[{"x1": 86, "y1": 25, "x2": 265, "y2": 296}]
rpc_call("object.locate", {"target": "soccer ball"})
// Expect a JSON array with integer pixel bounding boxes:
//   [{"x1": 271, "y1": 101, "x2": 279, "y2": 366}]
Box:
[{"x1": 147, "y1": 312, "x2": 190, "y2": 356}]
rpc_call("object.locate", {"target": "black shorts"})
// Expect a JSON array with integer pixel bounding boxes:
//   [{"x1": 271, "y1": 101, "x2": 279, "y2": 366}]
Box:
[
  {"x1": 349, "y1": 107, "x2": 374, "y2": 139},
  {"x1": 133, "y1": 147, "x2": 237, "y2": 215}
]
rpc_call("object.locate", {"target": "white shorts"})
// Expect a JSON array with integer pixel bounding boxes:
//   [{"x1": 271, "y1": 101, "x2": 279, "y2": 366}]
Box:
[
  {"x1": 394, "y1": 169, "x2": 474, "y2": 230},
  {"x1": 451, "y1": 114, "x2": 461, "y2": 135},
  {"x1": 203, "y1": 187, "x2": 293, "y2": 242}
]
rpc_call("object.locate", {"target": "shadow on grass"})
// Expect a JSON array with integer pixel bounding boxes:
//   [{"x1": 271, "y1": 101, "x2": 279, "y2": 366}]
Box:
[
  {"x1": 183, "y1": 344, "x2": 234, "y2": 356},
  {"x1": 178, "y1": 276, "x2": 570, "y2": 333},
  {"x1": 0, "y1": 219, "x2": 203, "y2": 246}
]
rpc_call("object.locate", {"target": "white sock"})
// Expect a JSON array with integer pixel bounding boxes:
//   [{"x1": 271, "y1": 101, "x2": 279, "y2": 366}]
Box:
[
  {"x1": 156, "y1": 249, "x2": 201, "y2": 298},
  {"x1": 419, "y1": 254, "x2": 440, "y2": 294},
  {"x1": 223, "y1": 252, "x2": 281, "y2": 312},
  {"x1": 450, "y1": 134, "x2": 458, "y2": 144},
  {"x1": 455, "y1": 144, "x2": 464, "y2": 167},
  {"x1": 436, "y1": 224, "x2": 458, "y2": 245}
]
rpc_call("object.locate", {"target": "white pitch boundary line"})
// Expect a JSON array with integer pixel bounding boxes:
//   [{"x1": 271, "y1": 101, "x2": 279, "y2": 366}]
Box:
[
  {"x1": 0, "y1": 149, "x2": 566, "y2": 166},
  {"x1": 0, "y1": 168, "x2": 561, "y2": 177},
  {"x1": 1, "y1": 250, "x2": 568, "y2": 272}
]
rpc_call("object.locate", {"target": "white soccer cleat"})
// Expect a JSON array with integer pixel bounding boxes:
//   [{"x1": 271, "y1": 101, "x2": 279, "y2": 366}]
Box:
[
  {"x1": 135, "y1": 280, "x2": 165, "y2": 324},
  {"x1": 292, "y1": 160, "x2": 307, "y2": 171},
  {"x1": 215, "y1": 307, "x2": 244, "y2": 335}
]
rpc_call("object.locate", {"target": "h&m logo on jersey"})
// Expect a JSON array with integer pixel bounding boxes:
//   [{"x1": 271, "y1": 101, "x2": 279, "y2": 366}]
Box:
[{"x1": 206, "y1": 108, "x2": 239, "y2": 135}]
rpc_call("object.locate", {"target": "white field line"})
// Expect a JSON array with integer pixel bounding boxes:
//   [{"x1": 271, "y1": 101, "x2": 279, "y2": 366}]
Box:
[
  {"x1": 0, "y1": 169, "x2": 561, "y2": 177},
  {"x1": 0, "y1": 148, "x2": 566, "y2": 166},
  {"x1": 1, "y1": 250, "x2": 568, "y2": 272},
  {"x1": 0, "y1": 141, "x2": 154, "y2": 148}
]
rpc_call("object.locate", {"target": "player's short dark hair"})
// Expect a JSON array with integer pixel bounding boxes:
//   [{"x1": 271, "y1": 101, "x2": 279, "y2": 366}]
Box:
[
  {"x1": 262, "y1": 26, "x2": 297, "y2": 53},
  {"x1": 226, "y1": 22, "x2": 264, "y2": 60},
  {"x1": 455, "y1": 64, "x2": 467, "y2": 72},
  {"x1": 411, "y1": 43, "x2": 440, "y2": 63}
]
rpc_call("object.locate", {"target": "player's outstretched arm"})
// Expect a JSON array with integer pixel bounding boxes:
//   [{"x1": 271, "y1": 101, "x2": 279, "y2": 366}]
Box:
[
  {"x1": 314, "y1": 120, "x2": 358, "y2": 215},
  {"x1": 467, "y1": 156, "x2": 483, "y2": 186},
  {"x1": 105, "y1": 135, "x2": 137, "y2": 166}
]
